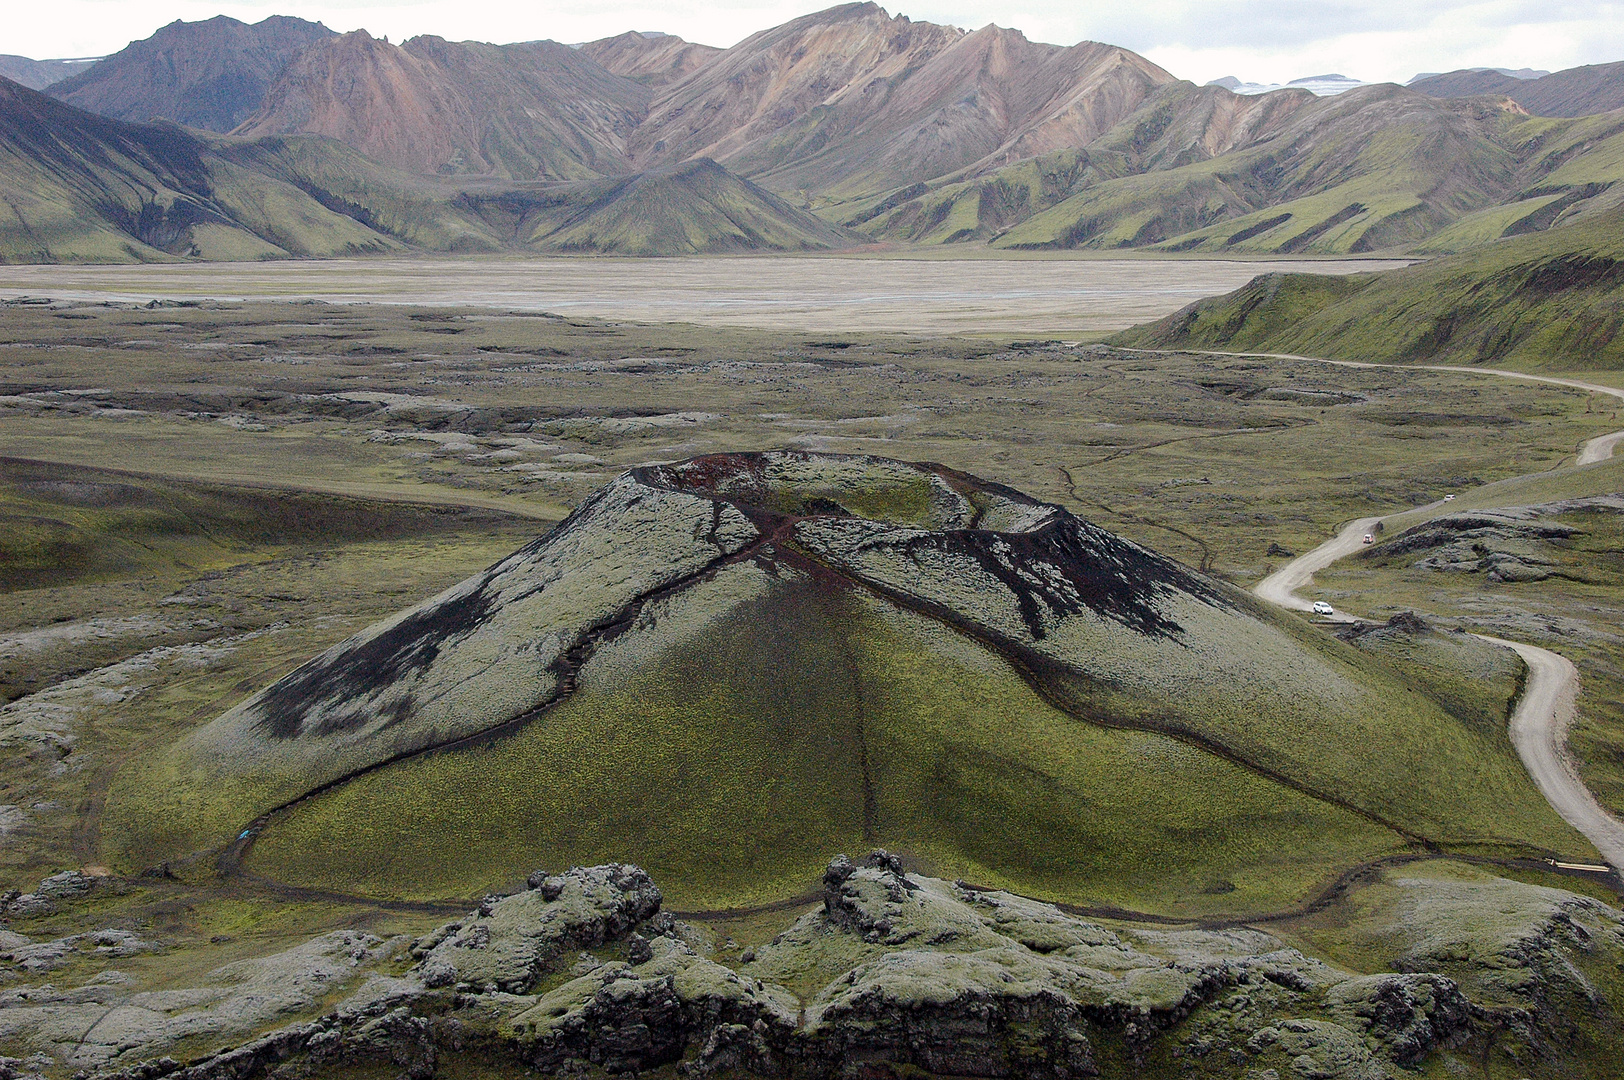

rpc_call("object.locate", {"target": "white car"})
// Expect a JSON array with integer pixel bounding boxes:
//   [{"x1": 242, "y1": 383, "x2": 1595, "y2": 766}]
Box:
[
  {"x1": 1311, "y1": 601, "x2": 1335, "y2": 616},
  {"x1": 1443, "y1": 494, "x2": 1456, "y2": 501}
]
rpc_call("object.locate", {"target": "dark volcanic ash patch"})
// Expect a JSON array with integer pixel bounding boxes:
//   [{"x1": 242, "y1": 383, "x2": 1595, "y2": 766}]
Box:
[
  {"x1": 253, "y1": 585, "x2": 496, "y2": 738},
  {"x1": 914, "y1": 516, "x2": 1230, "y2": 641}
]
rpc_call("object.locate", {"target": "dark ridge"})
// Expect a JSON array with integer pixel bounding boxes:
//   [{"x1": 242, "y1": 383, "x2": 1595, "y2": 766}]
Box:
[
  {"x1": 844, "y1": 181, "x2": 928, "y2": 227},
  {"x1": 1275, "y1": 203, "x2": 1365, "y2": 254},
  {"x1": 1502, "y1": 183, "x2": 1611, "y2": 237},
  {"x1": 1226, "y1": 213, "x2": 1291, "y2": 246},
  {"x1": 638, "y1": 452, "x2": 1229, "y2": 640},
  {"x1": 1514, "y1": 254, "x2": 1624, "y2": 295},
  {"x1": 875, "y1": 515, "x2": 1228, "y2": 641}
]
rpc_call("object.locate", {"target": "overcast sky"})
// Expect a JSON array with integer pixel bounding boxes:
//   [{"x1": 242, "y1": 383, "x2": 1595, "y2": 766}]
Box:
[{"x1": 7, "y1": 0, "x2": 1623, "y2": 86}]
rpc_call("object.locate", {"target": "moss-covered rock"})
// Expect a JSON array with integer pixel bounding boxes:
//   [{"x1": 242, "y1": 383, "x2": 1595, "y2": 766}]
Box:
[
  {"x1": 60, "y1": 858, "x2": 1624, "y2": 1080},
  {"x1": 414, "y1": 863, "x2": 663, "y2": 994}
]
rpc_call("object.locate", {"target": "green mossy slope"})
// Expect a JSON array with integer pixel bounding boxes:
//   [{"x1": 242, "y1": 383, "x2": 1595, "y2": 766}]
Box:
[
  {"x1": 852, "y1": 86, "x2": 1624, "y2": 255},
  {"x1": 1111, "y1": 207, "x2": 1624, "y2": 370},
  {"x1": 237, "y1": 572, "x2": 1401, "y2": 914}
]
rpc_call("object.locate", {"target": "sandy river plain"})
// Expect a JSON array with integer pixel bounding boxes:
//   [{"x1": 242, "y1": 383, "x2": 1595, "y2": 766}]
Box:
[{"x1": 0, "y1": 255, "x2": 1409, "y2": 336}]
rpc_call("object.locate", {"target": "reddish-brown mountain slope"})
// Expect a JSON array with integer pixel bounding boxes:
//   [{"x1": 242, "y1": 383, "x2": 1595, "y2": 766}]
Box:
[
  {"x1": 233, "y1": 30, "x2": 650, "y2": 179},
  {"x1": 626, "y1": 4, "x2": 1182, "y2": 198},
  {"x1": 1412, "y1": 61, "x2": 1624, "y2": 117},
  {"x1": 625, "y1": 4, "x2": 966, "y2": 178},
  {"x1": 46, "y1": 15, "x2": 332, "y2": 132},
  {"x1": 51, "y1": 3, "x2": 1289, "y2": 203},
  {"x1": 578, "y1": 32, "x2": 721, "y2": 87}
]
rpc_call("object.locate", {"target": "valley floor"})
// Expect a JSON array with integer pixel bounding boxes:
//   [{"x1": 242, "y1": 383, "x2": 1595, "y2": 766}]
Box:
[
  {"x1": 0, "y1": 255, "x2": 1409, "y2": 337},
  {"x1": 1, "y1": 291, "x2": 1622, "y2": 1077}
]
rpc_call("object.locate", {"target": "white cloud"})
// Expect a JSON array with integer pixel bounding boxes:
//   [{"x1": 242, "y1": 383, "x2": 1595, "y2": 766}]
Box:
[{"x1": 4, "y1": 0, "x2": 1621, "y2": 87}]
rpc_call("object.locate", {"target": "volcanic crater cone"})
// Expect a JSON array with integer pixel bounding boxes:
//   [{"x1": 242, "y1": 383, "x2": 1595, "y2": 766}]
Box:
[{"x1": 109, "y1": 453, "x2": 1586, "y2": 913}]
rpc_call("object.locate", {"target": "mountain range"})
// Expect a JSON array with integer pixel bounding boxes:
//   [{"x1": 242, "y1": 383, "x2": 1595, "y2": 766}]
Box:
[
  {"x1": 47, "y1": 15, "x2": 335, "y2": 132},
  {"x1": 3, "y1": 3, "x2": 1624, "y2": 261},
  {"x1": 0, "y1": 55, "x2": 98, "y2": 91},
  {"x1": 1411, "y1": 61, "x2": 1624, "y2": 118}
]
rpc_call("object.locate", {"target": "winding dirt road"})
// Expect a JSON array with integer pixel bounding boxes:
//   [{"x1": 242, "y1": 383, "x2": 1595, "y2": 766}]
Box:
[
  {"x1": 1579, "y1": 430, "x2": 1624, "y2": 465},
  {"x1": 1239, "y1": 354, "x2": 1624, "y2": 872},
  {"x1": 1253, "y1": 516, "x2": 1385, "y2": 614},
  {"x1": 1479, "y1": 636, "x2": 1624, "y2": 869}
]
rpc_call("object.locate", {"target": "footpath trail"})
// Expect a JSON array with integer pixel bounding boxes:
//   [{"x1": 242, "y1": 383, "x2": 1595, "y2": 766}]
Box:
[{"x1": 1224, "y1": 350, "x2": 1624, "y2": 873}]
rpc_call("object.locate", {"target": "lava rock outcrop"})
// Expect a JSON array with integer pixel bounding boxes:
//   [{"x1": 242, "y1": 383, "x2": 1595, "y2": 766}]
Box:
[{"x1": 69, "y1": 856, "x2": 1621, "y2": 1080}]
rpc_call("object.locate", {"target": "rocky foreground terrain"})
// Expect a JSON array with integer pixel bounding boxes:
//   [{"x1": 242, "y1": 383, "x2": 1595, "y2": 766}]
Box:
[{"x1": 0, "y1": 852, "x2": 1620, "y2": 1079}]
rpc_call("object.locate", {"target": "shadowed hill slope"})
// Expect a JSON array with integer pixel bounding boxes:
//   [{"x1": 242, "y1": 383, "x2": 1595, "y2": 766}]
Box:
[
  {"x1": 106, "y1": 453, "x2": 1586, "y2": 912},
  {"x1": 0, "y1": 76, "x2": 399, "y2": 261},
  {"x1": 456, "y1": 158, "x2": 861, "y2": 253},
  {"x1": 1413, "y1": 61, "x2": 1624, "y2": 118},
  {"x1": 45, "y1": 15, "x2": 333, "y2": 133},
  {"x1": 1111, "y1": 206, "x2": 1624, "y2": 369},
  {"x1": 0, "y1": 55, "x2": 98, "y2": 91}
]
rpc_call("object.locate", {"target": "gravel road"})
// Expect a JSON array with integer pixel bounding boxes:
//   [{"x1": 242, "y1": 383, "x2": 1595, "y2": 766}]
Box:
[{"x1": 1239, "y1": 355, "x2": 1624, "y2": 872}]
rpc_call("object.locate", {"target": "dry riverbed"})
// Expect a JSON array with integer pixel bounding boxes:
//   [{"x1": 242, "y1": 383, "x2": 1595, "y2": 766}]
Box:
[{"x1": 0, "y1": 256, "x2": 1409, "y2": 337}]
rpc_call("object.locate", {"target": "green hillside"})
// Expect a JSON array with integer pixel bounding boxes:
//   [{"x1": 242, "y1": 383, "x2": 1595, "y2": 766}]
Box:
[
  {"x1": 1112, "y1": 206, "x2": 1624, "y2": 369},
  {"x1": 0, "y1": 77, "x2": 397, "y2": 262}
]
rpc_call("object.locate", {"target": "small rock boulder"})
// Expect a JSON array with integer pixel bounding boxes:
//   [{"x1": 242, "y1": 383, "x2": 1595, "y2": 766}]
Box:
[
  {"x1": 504, "y1": 935, "x2": 797, "y2": 1074},
  {"x1": 414, "y1": 864, "x2": 661, "y2": 993},
  {"x1": 1323, "y1": 973, "x2": 1475, "y2": 1066}
]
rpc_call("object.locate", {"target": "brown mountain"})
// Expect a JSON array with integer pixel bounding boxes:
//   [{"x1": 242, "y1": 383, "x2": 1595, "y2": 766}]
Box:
[
  {"x1": 1412, "y1": 60, "x2": 1624, "y2": 117},
  {"x1": 578, "y1": 32, "x2": 721, "y2": 87},
  {"x1": 0, "y1": 56, "x2": 98, "y2": 91},
  {"x1": 233, "y1": 30, "x2": 649, "y2": 179},
  {"x1": 45, "y1": 15, "x2": 333, "y2": 132},
  {"x1": 626, "y1": 3, "x2": 1179, "y2": 198},
  {"x1": 232, "y1": 2, "x2": 1189, "y2": 199},
  {"x1": 0, "y1": 74, "x2": 856, "y2": 262}
]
